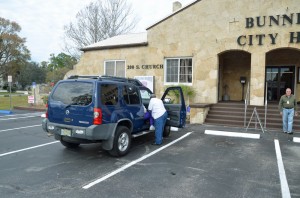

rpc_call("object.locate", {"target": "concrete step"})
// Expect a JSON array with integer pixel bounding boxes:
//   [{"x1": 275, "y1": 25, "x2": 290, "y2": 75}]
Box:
[
  {"x1": 204, "y1": 102, "x2": 300, "y2": 132},
  {"x1": 209, "y1": 108, "x2": 279, "y2": 114}
]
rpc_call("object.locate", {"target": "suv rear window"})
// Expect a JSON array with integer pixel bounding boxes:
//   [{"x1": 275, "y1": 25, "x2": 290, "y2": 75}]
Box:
[{"x1": 52, "y1": 82, "x2": 93, "y2": 106}]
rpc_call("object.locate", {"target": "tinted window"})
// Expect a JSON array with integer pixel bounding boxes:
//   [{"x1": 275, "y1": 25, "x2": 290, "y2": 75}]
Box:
[
  {"x1": 101, "y1": 84, "x2": 118, "y2": 105},
  {"x1": 52, "y1": 82, "x2": 93, "y2": 105},
  {"x1": 162, "y1": 89, "x2": 181, "y2": 104},
  {"x1": 122, "y1": 86, "x2": 130, "y2": 104},
  {"x1": 124, "y1": 85, "x2": 140, "y2": 105}
]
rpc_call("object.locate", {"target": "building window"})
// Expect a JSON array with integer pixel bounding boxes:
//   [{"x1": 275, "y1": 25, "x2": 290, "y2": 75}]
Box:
[
  {"x1": 104, "y1": 60, "x2": 126, "y2": 77},
  {"x1": 165, "y1": 58, "x2": 192, "y2": 84}
]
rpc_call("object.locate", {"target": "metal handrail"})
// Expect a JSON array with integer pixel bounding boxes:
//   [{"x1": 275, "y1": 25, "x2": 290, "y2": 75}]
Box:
[
  {"x1": 244, "y1": 82, "x2": 250, "y2": 127},
  {"x1": 264, "y1": 82, "x2": 268, "y2": 129}
]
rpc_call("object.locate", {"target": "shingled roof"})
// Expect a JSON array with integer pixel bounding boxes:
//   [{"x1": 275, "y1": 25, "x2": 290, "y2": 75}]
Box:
[{"x1": 81, "y1": 32, "x2": 148, "y2": 51}]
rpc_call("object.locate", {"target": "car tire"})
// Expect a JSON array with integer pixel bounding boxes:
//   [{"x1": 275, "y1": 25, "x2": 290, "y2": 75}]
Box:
[
  {"x1": 108, "y1": 126, "x2": 131, "y2": 157},
  {"x1": 60, "y1": 139, "x2": 80, "y2": 148},
  {"x1": 163, "y1": 125, "x2": 171, "y2": 137}
]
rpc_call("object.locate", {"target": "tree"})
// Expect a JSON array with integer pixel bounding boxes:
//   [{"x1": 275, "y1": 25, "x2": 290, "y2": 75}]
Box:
[
  {"x1": 45, "y1": 67, "x2": 71, "y2": 84},
  {"x1": 63, "y1": 0, "x2": 138, "y2": 59},
  {"x1": 48, "y1": 53, "x2": 77, "y2": 70},
  {"x1": 18, "y1": 62, "x2": 46, "y2": 89},
  {"x1": 0, "y1": 17, "x2": 30, "y2": 80},
  {"x1": 45, "y1": 53, "x2": 77, "y2": 83},
  {"x1": 40, "y1": 61, "x2": 48, "y2": 69}
]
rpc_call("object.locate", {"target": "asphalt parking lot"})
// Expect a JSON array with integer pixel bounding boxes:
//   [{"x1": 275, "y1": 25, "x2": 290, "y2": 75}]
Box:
[{"x1": 0, "y1": 111, "x2": 299, "y2": 198}]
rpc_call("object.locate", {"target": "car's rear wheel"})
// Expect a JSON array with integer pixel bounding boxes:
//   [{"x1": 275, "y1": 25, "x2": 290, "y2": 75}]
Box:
[
  {"x1": 163, "y1": 125, "x2": 171, "y2": 137},
  {"x1": 60, "y1": 139, "x2": 80, "y2": 148},
  {"x1": 108, "y1": 126, "x2": 131, "y2": 157}
]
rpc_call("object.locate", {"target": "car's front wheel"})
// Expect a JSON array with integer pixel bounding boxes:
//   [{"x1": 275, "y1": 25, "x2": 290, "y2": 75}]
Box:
[{"x1": 108, "y1": 126, "x2": 131, "y2": 157}]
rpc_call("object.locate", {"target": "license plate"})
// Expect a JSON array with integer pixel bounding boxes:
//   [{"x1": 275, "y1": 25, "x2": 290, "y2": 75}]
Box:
[{"x1": 61, "y1": 129, "x2": 71, "y2": 136}]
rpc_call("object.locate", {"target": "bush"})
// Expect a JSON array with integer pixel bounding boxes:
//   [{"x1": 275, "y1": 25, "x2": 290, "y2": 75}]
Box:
[
  {"x1": 42, "y1": 95, "x2": 49, "y2": 105},
  {"x1": 6, "y1": 85, "x2": 17, "y2": 93},
  {"x1": 2, "y1": 83, "x2": 8, "y2": 90}
]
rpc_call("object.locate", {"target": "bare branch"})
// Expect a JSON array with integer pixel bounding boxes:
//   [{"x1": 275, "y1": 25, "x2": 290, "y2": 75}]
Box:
[{"x1": 63, "y1": 0, "x2": 138, "y2": 58}]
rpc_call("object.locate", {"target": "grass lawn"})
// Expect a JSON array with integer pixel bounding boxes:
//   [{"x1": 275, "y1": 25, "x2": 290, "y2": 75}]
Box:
[
  {"x1": 0, "y1": 92, "x2": 22, "y2": 95},
  {"x1": 0, "y1": 95, "x2": 29, "y2": 110}
]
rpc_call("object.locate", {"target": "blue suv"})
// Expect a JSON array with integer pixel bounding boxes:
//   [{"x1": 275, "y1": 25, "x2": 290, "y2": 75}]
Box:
[{"x1": 42, "y1": 75, "x2": 186, "y2": 157}]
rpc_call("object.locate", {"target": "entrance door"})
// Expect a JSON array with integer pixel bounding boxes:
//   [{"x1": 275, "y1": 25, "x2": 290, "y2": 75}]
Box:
[{"x1": 266, "y1": 66, "x2": 295, "y2": 101}]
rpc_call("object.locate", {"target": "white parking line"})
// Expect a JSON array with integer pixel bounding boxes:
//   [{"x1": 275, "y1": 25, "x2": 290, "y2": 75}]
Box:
[
  {"x1": 204, "y1": 130, "x2": 260, "y2": 139},
  {"x1": 82, "y1": 132, "x2": 193, "y2": 189},
  {"x1": 293, "y1": 137, "x2": 300, "y2": 143},
  {"x1": 274, "y1": 139, "x2": 291, "y2": 198},
  {"x1": 0, "y1": 115, "x2": 40, "y2": 121},
  {"x1": 0, "y1": 141, "x2": 59, "y2": 157},
  {"x1": 0, "y1": 125, "x2": 41, "y2": 133},
  {"x1": 0, "y1": 112, "x2": 42, "y2": 118}
]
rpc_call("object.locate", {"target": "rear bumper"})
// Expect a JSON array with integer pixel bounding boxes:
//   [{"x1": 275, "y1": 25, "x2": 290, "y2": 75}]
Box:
[{"x1": 42, "y1": 118, "x2": 117, "y2": 140}]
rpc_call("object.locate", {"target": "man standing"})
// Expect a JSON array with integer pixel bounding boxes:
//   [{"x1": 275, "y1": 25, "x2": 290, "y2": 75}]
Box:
[
  {"x1": 279, "y1": 88, "x2": 298, "y2": 134},
  {"x1": 148, "y1": 94, "x2": 168, "y2": 145}
]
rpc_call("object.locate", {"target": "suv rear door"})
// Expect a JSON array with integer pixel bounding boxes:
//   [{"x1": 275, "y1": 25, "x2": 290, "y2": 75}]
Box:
[
  {"x1": 48, "y1": 81, "x2": 94, "y2": 127},
  {"x1": 161, "y1": 87, "x2": 186, "y2": 128},
  {"x1": 122, "y1": 84, "x2": 146, "y2": 132},
  {"x1": 139, "y1": 86, "x2": 153, "y2": 109}
]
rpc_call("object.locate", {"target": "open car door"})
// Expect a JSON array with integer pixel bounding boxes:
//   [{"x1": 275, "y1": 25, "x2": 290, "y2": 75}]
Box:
[{"x1": 161, "y1": 86, "x2": 186, "y2": 128}]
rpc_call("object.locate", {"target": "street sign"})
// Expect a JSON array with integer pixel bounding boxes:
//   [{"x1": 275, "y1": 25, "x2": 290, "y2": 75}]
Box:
[
  {"x1": 28, "y1": 95, "x2": 35, "y2": 104},
  {"x1": 32, "y1": 82, "x2": 36, "y2": 89},
  {"x1": 8, "y1": 75, "x2": 12, "y2": 83},
  {"x1": 7, "y1": 75, "x2": 12, "y2": 110}
]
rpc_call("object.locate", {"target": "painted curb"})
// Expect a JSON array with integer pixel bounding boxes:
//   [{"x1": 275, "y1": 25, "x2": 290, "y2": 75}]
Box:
[
  {"x1": 13, "y1": 106, "x2": 46, "y2": 112},
  {"x1": 293, "y1": 137, "x2": 300, "y2": 143},
  {"x1": 0, "y1": 110, "x2": 12, "y2": 114}
]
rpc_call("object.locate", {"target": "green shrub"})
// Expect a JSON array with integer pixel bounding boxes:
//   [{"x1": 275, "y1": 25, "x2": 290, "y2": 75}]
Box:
[
  {"x1": 6, "y1": 85, "x2": 17, "y2": 93},
  {"x1": 164, "y1": 85, "x2": 196, "y2": 105},
  {"x1": 42, "y1": 95, "x2": 49, "y2": 105}
]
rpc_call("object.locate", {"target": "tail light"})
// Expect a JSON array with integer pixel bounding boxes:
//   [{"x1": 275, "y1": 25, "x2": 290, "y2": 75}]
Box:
[
  {"x1": 93, "y1": 108, "x2": 102, "y2": 125},
  {"x1": 45, "y1": 103, "x2": 48, "y2": 118}
]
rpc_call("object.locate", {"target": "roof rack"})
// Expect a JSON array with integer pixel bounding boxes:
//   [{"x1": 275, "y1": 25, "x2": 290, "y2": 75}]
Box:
[
  {"x1": 101, "y1": 75, "x2": 143, "y2": 86},
  {"x1": 67, "y1": 75, "x2": 144, "y2": 86},
  {"x1": 68, "y1": 75, "x2": 100, "y2": 79}
]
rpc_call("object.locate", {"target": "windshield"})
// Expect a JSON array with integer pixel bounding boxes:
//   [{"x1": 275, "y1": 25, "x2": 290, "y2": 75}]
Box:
[{"x1": 51, "y1": 82, "x2": 93, "y2": 106}]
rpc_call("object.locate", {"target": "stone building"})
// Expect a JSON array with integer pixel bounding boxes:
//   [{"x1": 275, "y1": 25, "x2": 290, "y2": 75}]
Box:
[{"x1": 67, "y1": 0, "x2": 300, "y2": 124}]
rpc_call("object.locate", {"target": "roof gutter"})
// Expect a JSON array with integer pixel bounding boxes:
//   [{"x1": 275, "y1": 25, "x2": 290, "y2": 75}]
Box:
[{"x1": 81, "y1": 42, "x2": 148, "y2": 52}]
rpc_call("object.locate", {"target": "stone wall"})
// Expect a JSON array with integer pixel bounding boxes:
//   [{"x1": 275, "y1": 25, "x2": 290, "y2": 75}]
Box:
[{"x1": 189, "y1": 104, "x2": 211, "y2": 124}]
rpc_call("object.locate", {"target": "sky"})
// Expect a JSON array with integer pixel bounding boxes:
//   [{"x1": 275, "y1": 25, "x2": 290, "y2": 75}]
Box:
[{"x1": 0, "y1": 0, "x2": 193, "y2": 63}]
